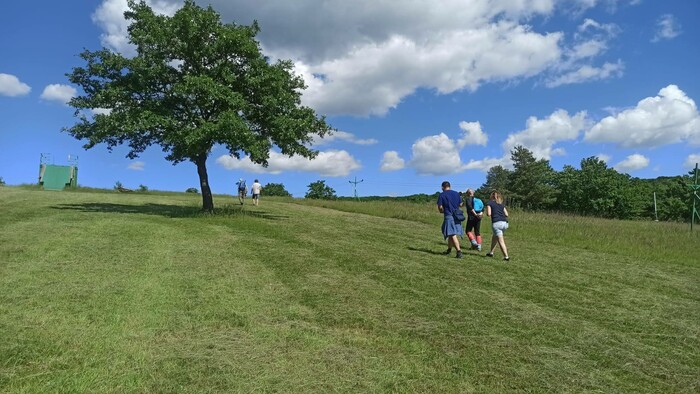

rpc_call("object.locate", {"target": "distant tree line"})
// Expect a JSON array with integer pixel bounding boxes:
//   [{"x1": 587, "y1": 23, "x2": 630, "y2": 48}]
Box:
[
  {"x1": 474, "y1": 146, "x2": 694, "y2": 221},
  {"x1": 338, "y1": 145, "x2": 694, "y2": 222}
]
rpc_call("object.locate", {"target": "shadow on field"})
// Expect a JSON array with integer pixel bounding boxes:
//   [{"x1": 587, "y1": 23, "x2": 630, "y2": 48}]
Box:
[
  {"x1": 407, "y1": 246, "x2": 447, "y2": 256},
  {"x1": 52, "y1": 202, "x2": 289, "y2": 220}
]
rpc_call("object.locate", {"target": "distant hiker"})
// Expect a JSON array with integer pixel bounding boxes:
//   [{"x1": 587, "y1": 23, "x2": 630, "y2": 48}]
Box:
[
  {"x1": 236, "y1": 178, "x2": 247, "y2": 205},
  {"x1": 251, "y1": 179, "x2": 262, "y2": 206},
  {"x1": 485, "y1": 191, "x2": 510, "y2": 261},
  {"x1": 464, "y1": 188, "x2": 484, "y2": 251},
  {"x1": 437, "y1": 181, "x2": 464, "y2": 258}
]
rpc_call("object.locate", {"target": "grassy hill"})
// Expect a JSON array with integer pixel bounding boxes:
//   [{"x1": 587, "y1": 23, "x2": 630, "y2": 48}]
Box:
[{"x1": 1, "y1": 187, "x2": 698, "y2": 392}]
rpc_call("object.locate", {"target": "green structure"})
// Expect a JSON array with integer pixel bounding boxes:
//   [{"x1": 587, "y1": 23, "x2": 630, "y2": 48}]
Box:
[
  {"x1": 692, "y1": 163, "x2": 700, "y2": 231},
  {"x1": 39, "y1": 153, "x2": 78, "y2": 191}
]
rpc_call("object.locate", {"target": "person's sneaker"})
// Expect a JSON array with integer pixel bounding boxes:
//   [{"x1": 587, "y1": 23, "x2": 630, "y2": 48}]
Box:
[
  {"x1": 503, "y1": 256, "x2": 510, "y2": 261},
  {"x1": 455, "y1": 251, "x2": 463, "y2": 259},
  {"x1": 485, "y1": 252, "x2": 494, "y2": 257},
  {"x1": 477, "y1": 245, "x2": 482, "y2": 252},
  {"x1": 442, "y1": 249, "x2": 452, "y2": 255}
]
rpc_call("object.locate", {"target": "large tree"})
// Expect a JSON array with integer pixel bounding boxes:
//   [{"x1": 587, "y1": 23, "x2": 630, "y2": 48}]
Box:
[{"x1": 65, "y1": 0, "x2": 331, "y2": 211}]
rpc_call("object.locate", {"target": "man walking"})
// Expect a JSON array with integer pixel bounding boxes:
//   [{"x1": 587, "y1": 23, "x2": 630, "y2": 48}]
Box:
[
  {"x1": 437, "y1": 181, "x2": 464, "y2": 258},
  {"x1": 251, "y1": 179, "x2": 262, "y2": 206},
  {"x1": 236, "y1": 178, "x2": 247, "y2": 205}
]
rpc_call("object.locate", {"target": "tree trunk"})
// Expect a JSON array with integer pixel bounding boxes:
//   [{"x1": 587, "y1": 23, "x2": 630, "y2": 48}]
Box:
[{"x1": 195, "y1": 155, "x2": 214, "y2": 212}]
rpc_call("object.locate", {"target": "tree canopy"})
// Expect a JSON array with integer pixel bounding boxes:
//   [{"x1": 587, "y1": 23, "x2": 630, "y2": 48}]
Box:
[
  {"x1": 305, "y1": 180, "x2": 337, "y2": 200},
  {"x1": 474, "y1": 146, "x2": 694, "y2": 221},
  {"x1": 262, "y1": 182, "x2": 291, "y2": 197},
  {"x1": 65, "y1": 0, "x2": 331, "y2": 211}
]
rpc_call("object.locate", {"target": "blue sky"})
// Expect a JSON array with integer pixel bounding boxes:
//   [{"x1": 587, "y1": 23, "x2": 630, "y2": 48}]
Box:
[{"x1": 1, "y1": 0, "x2": 699, "y2": 197}]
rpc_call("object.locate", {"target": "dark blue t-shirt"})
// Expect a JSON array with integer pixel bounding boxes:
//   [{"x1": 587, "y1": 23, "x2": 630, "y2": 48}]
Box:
[
  {"x1": 487, "y1": 200, "x2": 508, "y2": 222},
  {"x1": 437, "y1": 190, "x2": 461, "y2": 216}
]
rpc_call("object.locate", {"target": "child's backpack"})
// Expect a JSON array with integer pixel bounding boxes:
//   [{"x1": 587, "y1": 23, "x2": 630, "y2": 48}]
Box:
[
  {"x1": 238, "y1": 180, "x2": 246, "y2": 191},
  {"x1": 473, "y1": 197, "x2": 484, "y2": 213}
]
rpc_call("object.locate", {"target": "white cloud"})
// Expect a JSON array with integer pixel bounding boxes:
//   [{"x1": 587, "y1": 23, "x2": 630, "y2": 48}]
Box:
[
  {"x1": 40, "y1": 84, "x2": 77, "y2": 104},
  {"x1": 585, "y1": 85, "x2": 700, "y2": 148},
  {"x1": 409, "y1": 133, "x2": 463, "y2": 175},
  {"x1": 652, "y1": 14, "x2": 681, "y2": 42},
  {"x1": 614, "y1": 153, "x2": 649, "y2": 172},
  {"x1": 503, "y1": 109, "x2": 588, "y2": 159},
  {"x1": 457, "y1": 121, "x2": 488, "y2": 147},
  {"x1": 380, "y1": 151, "x2": 405, "y2": 172},
  {"x1": 92, "y1": 0, "x2": 180, "y2": 56},
  {"x1": 92, "y1": 108, "x2": 112, "y2": 115},
  {"x1": 546, "y1": 60, "x2": 624, "y2": 87},
  {"x1": 216, "y1": 150, "x2": 360, "y2": 177},
  {"x1": 685, "y1": 154, "x2": 700, "y2": 170},
  {"x1": 596, "y1": 153, "x2": 611, "y2": 163},
  {"x1": 312, "y1": 130, "x2": 377, "y2": 146},
  {"x1": 0, "y1": 73, "x2": 31, "y2": 97},
  {"x1": 91, "y1": 0, "x2": 635, "y2": 116},
  {"x1": 127, "y1": 161, "x2": 145, "y2": 171},
  {"x1": 462, "y1": 156, "x2": 511, "y2": 172}
]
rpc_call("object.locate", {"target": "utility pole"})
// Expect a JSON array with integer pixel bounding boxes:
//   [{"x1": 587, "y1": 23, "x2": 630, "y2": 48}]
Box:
[
  {"x1": 691, "y1": 163, "x2": 700, "y2": 231},
  {"x1": 349, "y1": 176, "x2": 364, "y2": 201}
]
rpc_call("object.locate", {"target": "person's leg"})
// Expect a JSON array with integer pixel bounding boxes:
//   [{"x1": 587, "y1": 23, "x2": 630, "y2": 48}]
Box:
[
  {"x1": 488, "y1": 234, "x2": 498, "y2": 256},
  {"x1": 497, "y1": 235, "x2": 509, "y2": 259},
  {"x1": 474, "y1": 220, "x2": 482, "y2": 251},
  {"x1": 451, "y1": 235, "x2": 463, "y2": 258},
  {"x1": 443, "y1": 236, "x2": 454, "y2": 254},
  {"x1": 466, "y1": 220, "x2": 476, "y2": 247}
]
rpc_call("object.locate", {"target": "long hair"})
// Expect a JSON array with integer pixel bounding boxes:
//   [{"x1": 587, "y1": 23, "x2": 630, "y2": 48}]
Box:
[{"x1": 490, "y1": 191, "x2": 503, "y2": 204}]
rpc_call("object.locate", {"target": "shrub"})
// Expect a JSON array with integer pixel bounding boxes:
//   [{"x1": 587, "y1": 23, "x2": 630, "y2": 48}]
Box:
[
  {"x1": 114, "y1": 181, "x2": 123, "y2": 190},
  {"x1": 186, "y1": 187, "x2": 199, "y2": 194},
  {"x1": 138, "y1": 184, "x2": 148, "y2": 192}
]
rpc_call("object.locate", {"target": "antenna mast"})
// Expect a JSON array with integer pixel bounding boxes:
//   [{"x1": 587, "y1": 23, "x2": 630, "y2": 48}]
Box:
[{"x1": 349, "y1": 176, "x2": 364, "y2": 201}]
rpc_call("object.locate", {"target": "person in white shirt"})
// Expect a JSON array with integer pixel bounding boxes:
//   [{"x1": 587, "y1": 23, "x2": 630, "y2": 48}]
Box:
[{"x1": 251, "y1": 179, "x2": 262, "y2": 206}]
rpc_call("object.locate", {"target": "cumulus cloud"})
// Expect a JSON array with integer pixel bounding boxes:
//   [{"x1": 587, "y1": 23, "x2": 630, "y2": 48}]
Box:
[
  {"x1": 94, "y1": 0, "x2": 638, "y2": 117},
  {"x1": 585, "y1": 85, "x2": 700, "y2": 148},
  {"x1": 503, "y1": 109, "x2": 588, "y2": 159},
  {"x1": 652, "y1": 14, "x2": 681, "y2": 42},
  {"x1": 0, "y1": 73, "x2": 31, "y2": 97},
  {"x1": 614, "y1": 153, "x2": 649, "y2": 172},
  {"x1": 216, "y1": 150, "x2": 360, "y2": 177},
  {"x1": 685, "y1": 154, "x2": 700, "y2": 170},
  {"x1": 40, "y1": 84, "x2": 77, "y2": 104},
  {"x1": 596, "y1": 153, "x2": 611, "y2": 163},
  {"x1": 409, "y1": 133, "x2": 463, "y2": 175},
  {"x1": 312, "y1": 130, "x2": 377, "y2": 146},
  {"x1": 457, "y1": 121, "x2": 488, "y2": 147},
  {"x1": 90, "y1": 0, "x2": 637, "y2": 116},
  {"x1": 462, "y1": 156, "x2": 511, "y2": 172},
  {"x1": 380, "y1": 151, "x2": 405, "y2": 172},
  {"x1": 127, "y1": 161, "x2": 145, "y2": 171},
  {"x1": 92, "y1": 0, "x2": 180, "y2": 56}
]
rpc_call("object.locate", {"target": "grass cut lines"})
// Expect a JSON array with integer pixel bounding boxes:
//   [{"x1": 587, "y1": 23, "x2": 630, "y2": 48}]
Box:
[{"x1": 1, "y1": 187, "x2": 698, "y2": 392}]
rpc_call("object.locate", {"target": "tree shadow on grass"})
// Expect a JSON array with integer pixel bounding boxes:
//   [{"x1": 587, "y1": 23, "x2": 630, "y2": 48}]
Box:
[{"x1": 52, "y1": 202, "x2": 289, "y2": 220}]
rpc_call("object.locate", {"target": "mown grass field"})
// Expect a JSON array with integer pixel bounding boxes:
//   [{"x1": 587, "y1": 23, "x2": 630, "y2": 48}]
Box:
[{"x1": 1, "y1": 187, "x2": 698, "y2": 392}]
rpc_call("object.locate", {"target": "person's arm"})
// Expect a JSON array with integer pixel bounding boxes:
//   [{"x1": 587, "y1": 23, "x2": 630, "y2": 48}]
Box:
[
  {"x1": 504, "y1": 207, "x2": 509, "y2": 219},
  {"x1": 486, "y1": 204, "x2": 492, "y2": 217},
  {"x1": 438, "y1": 204, "x2": 445, "y2": 213},
  {"x1": 466, "y1": 198, "x2": 477, "y2": 217}
]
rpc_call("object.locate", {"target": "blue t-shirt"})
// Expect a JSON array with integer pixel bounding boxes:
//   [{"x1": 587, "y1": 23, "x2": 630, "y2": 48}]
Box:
[
  {"x1": 437, "y1": 190, "x2": 462, "y2": 216},
  {"x1": 487, "y1": 200, "x2": 508, "y2": 222}
]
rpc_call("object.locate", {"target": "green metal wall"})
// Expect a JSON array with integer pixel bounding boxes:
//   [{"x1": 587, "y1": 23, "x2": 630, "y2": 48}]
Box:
[{"x1": 40, "y1": 165, "x2": 77, "y2": 190}]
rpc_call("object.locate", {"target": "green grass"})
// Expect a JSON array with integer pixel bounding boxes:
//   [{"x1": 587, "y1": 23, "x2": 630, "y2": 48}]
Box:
[{"x1": 1, "y1": 187, "x2": 698, "y2": 392}]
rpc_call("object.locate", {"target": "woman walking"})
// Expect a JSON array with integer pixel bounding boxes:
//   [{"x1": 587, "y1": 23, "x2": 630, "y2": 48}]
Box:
[{"x1": 486, "y1": 191, "x2": 510, "y2": 261}]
